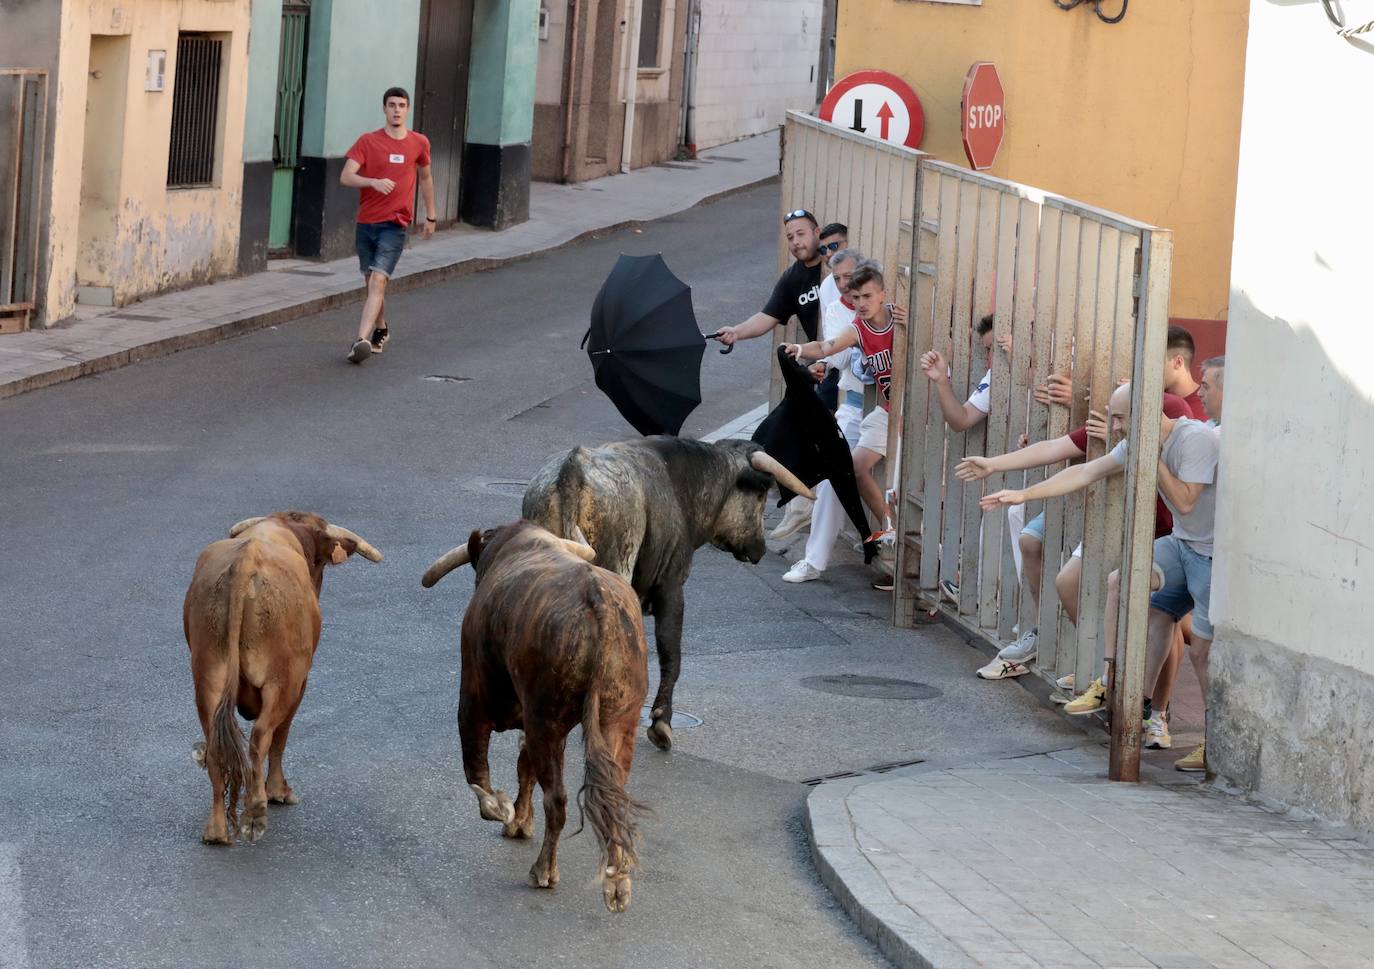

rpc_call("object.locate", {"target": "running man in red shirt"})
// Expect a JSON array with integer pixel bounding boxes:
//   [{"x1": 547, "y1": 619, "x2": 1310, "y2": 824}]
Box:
[{"x1": 340, "y1": 87, "x2": 436, "y2": 364}]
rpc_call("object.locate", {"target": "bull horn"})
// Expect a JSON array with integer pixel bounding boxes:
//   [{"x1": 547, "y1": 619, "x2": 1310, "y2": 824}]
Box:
[
  {"x1": 229, "y1": 516, "x2": 267, "y2": 537},
  {"x1": 750, "y1": 451, "x2": 816, "y2": 500},
  {"x1": 422, "y1": 545, "x2": 471, "y2": 588},
  {"x1": 324, "y1": 524, "x2": 383, "y2": 563},
  {"x1": 556, "y1": 537, "x2": 596, "y2": 562}
]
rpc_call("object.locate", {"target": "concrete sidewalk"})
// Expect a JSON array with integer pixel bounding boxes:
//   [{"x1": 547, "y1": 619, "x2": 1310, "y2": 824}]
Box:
[
  {"x1": 0, "y1": 132, "x2": 778, "y2": 401},
  {"x1": 808, "y1": 744, "x2": 1374, "y2": 969}
]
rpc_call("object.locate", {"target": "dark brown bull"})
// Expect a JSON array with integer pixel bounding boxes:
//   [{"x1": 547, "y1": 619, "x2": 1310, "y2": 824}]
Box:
[
  {"x1": 422, "y1": 520, "x2": 649, "y2": 913},
  {"x1": 184, "y1": 511, "x2": 382, "y2": 845}
]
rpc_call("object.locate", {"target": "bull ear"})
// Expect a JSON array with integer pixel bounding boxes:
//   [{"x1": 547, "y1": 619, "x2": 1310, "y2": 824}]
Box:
[
  {"x1": 329, "y1": 542, "x2": 349, "y2": 565},
  {"x1": 466, "y1": 529, "x2": 485, "y2": 567},
  {"x1": 735, "y1": 466, "x2": 774, "y2": 495}
]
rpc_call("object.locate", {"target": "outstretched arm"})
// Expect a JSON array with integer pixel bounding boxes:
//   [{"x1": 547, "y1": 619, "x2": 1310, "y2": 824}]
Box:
[
  {"x1": 979, "y1": 452, "x2": 1123, "y2": 510},
  {"x1": 957, "y1": 435, "x2": 1085, "y2": 481},
  {"x1": 715, "y1": 312, "x2": 781, "y2": 346}
]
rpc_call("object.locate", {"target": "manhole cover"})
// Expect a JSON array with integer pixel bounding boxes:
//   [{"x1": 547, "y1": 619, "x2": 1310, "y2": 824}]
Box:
[
  {"x1": 423, "y1": 374, "x2": 471, "y2": 383},
  {"x1": 801, "y1": 675, "x2": 941, "y2": 700},
  {"x1": 638, "y1": 706, "x2": 702, "y2": 730}
]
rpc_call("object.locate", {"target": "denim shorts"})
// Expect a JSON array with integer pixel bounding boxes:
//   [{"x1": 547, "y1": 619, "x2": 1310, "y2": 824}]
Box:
[
  {"x1": 356, "y1": 221, "x2": 406, "y2": 278},
  {"x1": 1149, "y1": 533, "x2": 1213, "y2": 639},
  {"x1": 1022, "y1": 512, "x2": 1045, "y2": 542}
]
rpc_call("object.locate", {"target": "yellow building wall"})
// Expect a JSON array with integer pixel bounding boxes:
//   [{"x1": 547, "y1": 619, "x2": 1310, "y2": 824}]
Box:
[
  {"x1": 46, "y1": 0, "x2": 250, "y2": 318},
  {"x1": 834, "y1": 0, "x2": 1248, "y2": 322}
]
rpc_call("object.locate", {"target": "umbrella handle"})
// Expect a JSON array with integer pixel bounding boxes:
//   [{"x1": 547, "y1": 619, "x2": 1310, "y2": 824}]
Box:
[{"x1": 703, "y1": 330, "x2": 734, "y2": 355}]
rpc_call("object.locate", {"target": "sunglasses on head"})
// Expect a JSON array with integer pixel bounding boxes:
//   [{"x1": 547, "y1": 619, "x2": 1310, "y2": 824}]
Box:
[{"x1": 783, "y1": 209, "x2": 815, "y2": 225}]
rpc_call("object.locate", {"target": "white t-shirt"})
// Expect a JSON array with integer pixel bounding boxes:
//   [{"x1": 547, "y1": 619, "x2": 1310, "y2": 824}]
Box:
[
  {"x1": 819, "y1": 273, "x2": 840, "y2": 314},
  {"x1": 966, "y1": 369, "x2": 992, "y2": 414},
  {"x1": 820, "y1": 297, "x2": 861, "y2": 390}
]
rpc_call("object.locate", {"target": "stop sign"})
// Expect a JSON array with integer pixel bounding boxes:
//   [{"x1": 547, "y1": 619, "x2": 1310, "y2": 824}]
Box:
[{"x1": 961, "y1": 62, "x2": 1005, "y2": 171}]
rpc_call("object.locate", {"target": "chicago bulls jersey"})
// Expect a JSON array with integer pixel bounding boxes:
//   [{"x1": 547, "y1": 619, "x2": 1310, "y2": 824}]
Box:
[{"x1": 850, "y1": 309, "x2": 895, "y2": 410}]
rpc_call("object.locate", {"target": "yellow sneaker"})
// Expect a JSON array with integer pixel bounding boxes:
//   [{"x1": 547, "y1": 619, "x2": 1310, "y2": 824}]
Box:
[
  {"x1": 1175, "y1": 742, "x2": 1206, "y2": 772},
  {"x1": 1063, "y1": 678, "x2": 1106, "y2": 715}
]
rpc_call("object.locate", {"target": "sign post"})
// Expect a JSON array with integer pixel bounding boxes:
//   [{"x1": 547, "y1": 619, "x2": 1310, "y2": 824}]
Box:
[
  {"x1": 960, "y1": 62, "x2": 1005, "y2": 171},
  {"x1": 818, "y1": 70, "x2": 925, "y2": 150}
]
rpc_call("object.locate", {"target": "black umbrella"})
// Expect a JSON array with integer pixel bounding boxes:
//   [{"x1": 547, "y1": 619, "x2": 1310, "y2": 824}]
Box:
[
  {"x1": 752, "y1": 346, "x2": 879, "y2": 564},
  {"x1": 585, "y1": 253, "x2": 707, "y2": 436}
]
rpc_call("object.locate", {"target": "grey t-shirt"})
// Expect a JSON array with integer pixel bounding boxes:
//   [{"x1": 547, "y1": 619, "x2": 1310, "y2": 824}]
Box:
[{"x1": 1107, "y1": 419, "x2": 1220, "y2": 555}]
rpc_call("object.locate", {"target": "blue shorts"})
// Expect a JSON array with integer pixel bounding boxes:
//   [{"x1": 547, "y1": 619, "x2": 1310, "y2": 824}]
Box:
[
  {"x1": 356, "y1": 221, "x2": 406, "y2": 278},
  {"x1": 1022, "y1": 512, "x2": 1045, "y2": 541},
  {"x1": 1149, "y1": 534, "x2": 1213, "y2": 639}
]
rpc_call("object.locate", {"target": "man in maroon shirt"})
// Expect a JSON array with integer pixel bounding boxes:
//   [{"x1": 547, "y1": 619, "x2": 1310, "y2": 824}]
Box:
[{"x1": 340, "y1": 87, "x2": 436, "y2": 364}]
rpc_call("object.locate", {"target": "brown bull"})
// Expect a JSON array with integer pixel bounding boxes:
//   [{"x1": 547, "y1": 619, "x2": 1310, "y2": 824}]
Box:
[
  {"x1": 422, "y1": 520, "x2": 649, "y2": 913},
  {"x1": 184, "y1": 511, "x2": 382, "y2": 845}
]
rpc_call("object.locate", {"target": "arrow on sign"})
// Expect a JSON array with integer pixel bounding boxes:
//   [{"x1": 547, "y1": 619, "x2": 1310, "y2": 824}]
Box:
[
  {"x1": 850, "y1": 99, "x2": 866, "y2": 133},
  {"x1": 876, "y1": 102, "x2": 894, "y2": 141}
]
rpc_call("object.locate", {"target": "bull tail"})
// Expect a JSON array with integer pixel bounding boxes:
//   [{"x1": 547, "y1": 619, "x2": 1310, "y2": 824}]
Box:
[
  {"x1": 574, "y1": 578, "x2": 650, "y2": 878},
  {"x1": 207, "y1": 559, "x2": 252, "y2": 833},
  {"x1": 552, "y1": 448, "x2": 589, "y2": 540}
]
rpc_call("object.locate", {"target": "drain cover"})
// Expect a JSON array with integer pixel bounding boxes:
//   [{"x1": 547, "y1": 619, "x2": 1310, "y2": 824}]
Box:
[
  {"x1": 801, "y1": 675, "x2": 941, "y2": 700},
  {"x1": 423, "y1": 374, "x2": 471, "y2": 383},
  {"x1": 638, "y1": 706, "x2": 703, "y2": 730}
]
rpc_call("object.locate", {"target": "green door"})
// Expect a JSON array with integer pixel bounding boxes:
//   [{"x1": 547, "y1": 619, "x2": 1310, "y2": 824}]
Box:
[{"x1": 269, "y1": 3, "x2": 309, "y2": 251}]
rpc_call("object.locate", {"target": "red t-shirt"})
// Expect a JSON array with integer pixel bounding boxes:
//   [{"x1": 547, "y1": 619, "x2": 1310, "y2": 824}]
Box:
[
  {"x1": 1180, "y1": 388, "x2": 1206, "y2": 421},
  {"x1": 1064, "y1": 392, "x2": 1192, "y2": 539},
  {"x1": 345, "y1": 129, "x2": 432, "y2": 226},
  {"x1": 850, "y1": 312, "x2": 895, "y2": 410}
]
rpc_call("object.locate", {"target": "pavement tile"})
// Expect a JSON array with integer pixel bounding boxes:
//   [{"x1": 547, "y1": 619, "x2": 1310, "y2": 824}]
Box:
[{"x1": 808, "y1": 744, "x2": 1374, "y2": 969}]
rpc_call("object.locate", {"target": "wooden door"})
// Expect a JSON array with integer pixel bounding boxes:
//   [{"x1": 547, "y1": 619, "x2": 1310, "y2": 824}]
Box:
[{"x1": 415, "y1": 0, "x2": 474, "y2": 225}]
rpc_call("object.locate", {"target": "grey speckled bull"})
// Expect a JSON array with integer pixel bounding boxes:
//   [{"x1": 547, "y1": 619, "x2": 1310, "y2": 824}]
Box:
[{"x1": 523, "y1": 437, "x2": 813, "y2": 750}]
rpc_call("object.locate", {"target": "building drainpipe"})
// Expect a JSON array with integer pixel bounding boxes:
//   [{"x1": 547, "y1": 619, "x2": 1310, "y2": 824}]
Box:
[
  {"x1": 559, "y1": 0, "x2": 582, "y2": 183},
  {"x1": 619, "y1": 0, "x2": 643, "y2": 174},
  {"x1": 679, "y1": 0, "x2": 700, "y2": 157}
]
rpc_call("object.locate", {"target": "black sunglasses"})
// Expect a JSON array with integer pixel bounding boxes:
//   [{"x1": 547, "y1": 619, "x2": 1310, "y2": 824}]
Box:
[
  {"x1": 783, "y1": 208, "x2": 816, "y2": 225},
  {"x1": 819, "y1": 240, "x2": 842, "y2": 254}
]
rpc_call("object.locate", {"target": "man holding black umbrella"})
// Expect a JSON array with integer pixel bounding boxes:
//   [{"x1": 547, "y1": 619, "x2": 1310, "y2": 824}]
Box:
[{"x1": 714, "y1": 208, "x2": 825, "y2": 347}]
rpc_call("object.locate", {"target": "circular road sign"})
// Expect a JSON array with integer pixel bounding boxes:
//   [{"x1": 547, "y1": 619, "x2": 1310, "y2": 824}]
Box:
[
  {"x1": 818, "y1": 69, "x2": 924, "y2": 150},
  {"x1": 961, "y1": 62, "x2": 1005, "y2": 171}
]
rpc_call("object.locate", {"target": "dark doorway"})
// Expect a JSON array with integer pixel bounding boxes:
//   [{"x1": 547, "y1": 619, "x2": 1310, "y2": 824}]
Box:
[{"x1": 415, "y1": 0, "x2": 475, "y2": 225}]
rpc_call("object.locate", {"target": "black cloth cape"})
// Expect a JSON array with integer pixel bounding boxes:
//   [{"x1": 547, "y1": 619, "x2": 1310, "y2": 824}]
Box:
[{"x1": 751, "y1": 346, "x2": 879, "y2": 564}]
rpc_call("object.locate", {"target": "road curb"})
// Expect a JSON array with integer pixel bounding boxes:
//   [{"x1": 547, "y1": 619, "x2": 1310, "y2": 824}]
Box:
[
  {"x1": 0, "y1": 173, "x2": 779, "y2": 402},
  {"x1": 805, "y1": 777, "x2": 979, "y2": 969}
]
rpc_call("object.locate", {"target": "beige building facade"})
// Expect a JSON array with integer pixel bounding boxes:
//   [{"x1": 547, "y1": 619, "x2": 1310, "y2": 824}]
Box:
[{"x1": 15, "y1": 0, "x2": 251, "y2": 323}]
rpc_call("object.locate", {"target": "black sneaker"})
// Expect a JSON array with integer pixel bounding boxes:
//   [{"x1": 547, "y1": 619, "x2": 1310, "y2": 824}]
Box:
[
  {"x1": 369, "y1": 326, "x2": 389, "y2": 354},
  {"x1": 347, "y1": 339, "x2": 372, "y2": 364}
]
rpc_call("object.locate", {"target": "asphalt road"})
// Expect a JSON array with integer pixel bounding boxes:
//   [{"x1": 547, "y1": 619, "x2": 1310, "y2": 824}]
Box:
[{"x1": 0, "y1": 183, "x2": 1087, "y2": 969}]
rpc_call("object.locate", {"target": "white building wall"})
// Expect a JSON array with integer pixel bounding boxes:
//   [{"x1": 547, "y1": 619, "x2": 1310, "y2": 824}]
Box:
[
  {"x1": 691, "y1": 0, "x2": 823, "y2": 150},
  {"x1": 1209, "y1": 0, "x2": 1374, "y2": 830}
]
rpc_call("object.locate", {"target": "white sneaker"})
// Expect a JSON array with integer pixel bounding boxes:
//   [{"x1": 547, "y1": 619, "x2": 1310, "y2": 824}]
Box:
[
  {"x1": 997, "y1": 627, "x2": 1038, "y2": 664},
  {"x1": 976, "y1": 658, "x2": 1029, "y2": 680},
  {"x1": 783, "y1": 560, "x2": 823, "y2": 583},
  {"x1": 769, "y1": 497, "x2": 813, "y2": 540},
  {"x1": 1144, "y1": 714, "x2": 1172, "y2": 749}
]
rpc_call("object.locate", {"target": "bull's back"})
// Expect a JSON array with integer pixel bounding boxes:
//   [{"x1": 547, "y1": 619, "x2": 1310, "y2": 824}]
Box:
[{"x1": 185, "y1": 540, "x2": 318, "y2": 661}]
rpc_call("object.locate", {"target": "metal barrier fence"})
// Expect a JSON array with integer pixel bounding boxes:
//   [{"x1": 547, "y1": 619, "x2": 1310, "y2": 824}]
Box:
[
  {"x1": 1, "y1": 70, "x2": 48, "y2": 332},
  {"x1": 776, "y1": 111, "x2": 1173, "y2": 779}
]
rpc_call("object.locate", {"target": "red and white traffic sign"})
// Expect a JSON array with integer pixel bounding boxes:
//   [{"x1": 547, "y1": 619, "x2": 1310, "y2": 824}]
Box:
[
  {"x1": 961, "y1": 62, "x2": 1005, "y2": 170},
  {"x1": 818, "y1": 70, "x2": 924, "y2": 150}
]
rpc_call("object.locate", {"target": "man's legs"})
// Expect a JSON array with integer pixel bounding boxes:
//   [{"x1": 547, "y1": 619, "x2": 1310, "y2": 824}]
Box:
[
  {"x1": 357, "y1": 271, "x2": 389, "y2": 342},
  {"x1": 852, "y1": 446, "x2": 886, "y2": 527}
]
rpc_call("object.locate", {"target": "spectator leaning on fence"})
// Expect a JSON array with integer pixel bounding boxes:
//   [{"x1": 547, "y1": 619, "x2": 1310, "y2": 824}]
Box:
[
  {"x1": 770, "y1": 246, "x2": 865, "y2": 542},
  {"x1": 816, "y1": 223, "x2": 849, "y2": 309},
  {"x1": 980, "y1": 381, "x2": 1221, "y2": 773},
  {"x1": 1164, "y1": 325, "x2": 1207, "y2": 420},
  {"x1": 714, "y1": 208, "x2": 826, "y2": 347},
  {"x1": 1199, "y1": 355, "x2": 1224, "y2": 425},
  {"x1": 919, "y1": 314, "x2": 996, "y2": 433},
  {"x1": 780, "y1": 262, "x2": 906, "y2": 583},
  {"x1": 957, "y1": 393, "x2": 1192, "y2": 681}
]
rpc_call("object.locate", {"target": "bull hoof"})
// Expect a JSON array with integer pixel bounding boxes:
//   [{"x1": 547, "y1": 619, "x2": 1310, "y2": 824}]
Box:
[
  {"x1": 267, "y1": 788, "x2": 298, "y2": 806},
  {"x1": 470, "y1": 784, "x2": 515, "y2": 824},
  {"x1": 239, "y1": 807, "x2": 267, "y2": 843},
  {"x1": 192, "y1": 742, "x2": 207, "y2": 770},
  {"x1": 201, "y1": 821, "x2": 232, "y2": 846},
  {"x1": 647, "y1": 719, "x2": 673, "y2": 751},
  {"x1": 502, "y1": 817, "x2": 534, "y2": 840},
  {"x1": 528, "y1": 860, "x2": 560, "y2": 889},
  {"x1": 602, "y1": 873, "x2": 633, "y2": 913}
]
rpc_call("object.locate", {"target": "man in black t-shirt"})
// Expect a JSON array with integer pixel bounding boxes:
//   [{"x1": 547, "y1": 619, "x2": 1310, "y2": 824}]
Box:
[{"x1": 714, "y1": 208, "x2": 825, "y2": 346}]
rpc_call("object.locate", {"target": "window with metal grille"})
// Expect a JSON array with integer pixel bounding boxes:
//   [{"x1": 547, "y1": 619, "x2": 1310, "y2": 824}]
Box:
[{"x1": 167, "y1": 34, "x2": 224, "y2": 187}]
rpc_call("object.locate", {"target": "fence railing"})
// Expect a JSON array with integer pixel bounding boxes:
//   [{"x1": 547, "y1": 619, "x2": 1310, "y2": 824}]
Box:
[
  {"x1": 776, "y1": 111, "x2": 1173, "y2": 779},
  {"x1": 1, "y1": 70, "x2": 48, "y2": 332}
]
